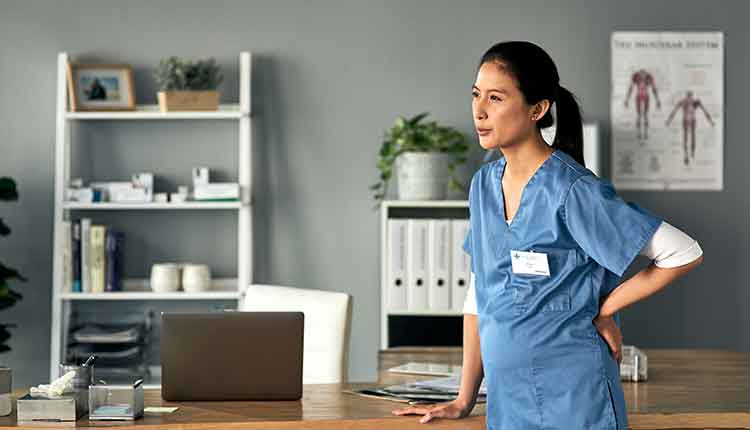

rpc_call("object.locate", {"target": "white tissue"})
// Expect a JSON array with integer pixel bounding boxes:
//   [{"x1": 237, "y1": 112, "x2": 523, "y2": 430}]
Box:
[{"x1": 29, "y1": 370, "x2": 76, "y2": 397}]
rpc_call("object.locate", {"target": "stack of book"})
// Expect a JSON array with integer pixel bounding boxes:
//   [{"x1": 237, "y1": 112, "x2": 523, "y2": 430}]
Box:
[{"x1": 59, "y1": 219, "x2": 124, "y2": 293}]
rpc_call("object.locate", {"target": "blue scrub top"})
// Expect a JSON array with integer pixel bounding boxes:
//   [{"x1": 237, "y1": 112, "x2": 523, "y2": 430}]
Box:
[{"x1": 463, "y1": 149, "x2": 661, "y2": 429}]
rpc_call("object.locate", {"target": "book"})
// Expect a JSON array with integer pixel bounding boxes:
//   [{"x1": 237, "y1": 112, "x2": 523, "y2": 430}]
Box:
[
  {"x1": 90, "y1": 225, "x2": 107, "y2": 294},
  {"x1": 105, "y1": 231, "x2": 123, "y2": 292},
  {"x1": 72, "y1": 221, "x2": 81, "y2": 292},
  {"x1": 60, "y1": 221, "x2": 72, "y2": 293},
  {"x1": 80, "y1": 218, "x2": 92, "y2": 293}
]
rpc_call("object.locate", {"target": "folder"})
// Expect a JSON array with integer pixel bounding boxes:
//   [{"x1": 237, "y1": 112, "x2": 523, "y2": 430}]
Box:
[
  {"x1": 387, "y1": 219, "x2": 408, "y2": 310},
  {"x1": 428, "y1": 219, "x2": 451, "y2": 310},
  {"x1": 407, "y1": 219, "x2": 429, "y2": 311},
  {"x1": 451, "y1": 219, "x2": 471, "y2": 313}
]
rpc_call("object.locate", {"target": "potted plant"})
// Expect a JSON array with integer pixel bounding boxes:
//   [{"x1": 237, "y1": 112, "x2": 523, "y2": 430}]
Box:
[
  {"x1": 370, "y1": 112, "x2": 469, "y2": 206},
  {"x1": 154, "y1": 56, "x2": 224, "y2": 112},
  {"x1": 0, "y1": 177, "x2": 24, "y2": 416}
]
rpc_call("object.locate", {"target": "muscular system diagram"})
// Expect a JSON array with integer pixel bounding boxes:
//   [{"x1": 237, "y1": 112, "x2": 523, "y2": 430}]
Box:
[
  {"x1": 666, "y1": 91, "x2": 715, "y2": 166},
  {"x1": 624, "y1": 69, "x2": 661, "y2": 142}
]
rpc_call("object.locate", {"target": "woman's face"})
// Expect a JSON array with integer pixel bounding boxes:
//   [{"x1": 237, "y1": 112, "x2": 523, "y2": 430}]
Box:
[{"x1": 472, "y1": 62, "x2": 536, "y2": 151}]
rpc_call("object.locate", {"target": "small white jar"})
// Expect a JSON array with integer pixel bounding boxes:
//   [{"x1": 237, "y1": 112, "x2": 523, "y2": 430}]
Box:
[
  {"x1": 182, "y1": 264, "x2": 211, "y2": 293},
  {"x1": 150, "y1": 263, "x2": 181, "y2": 293}
]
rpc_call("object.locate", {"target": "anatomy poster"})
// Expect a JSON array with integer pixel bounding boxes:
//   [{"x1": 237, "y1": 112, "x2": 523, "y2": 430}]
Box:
[{"x1": 611, "y1": 32, "x2": 723, "y2": 190}]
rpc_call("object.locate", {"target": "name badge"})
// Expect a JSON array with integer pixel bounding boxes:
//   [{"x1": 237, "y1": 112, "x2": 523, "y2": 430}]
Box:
[{"x1": 510, "y1": 250, "x2": 550, "y2": 276}]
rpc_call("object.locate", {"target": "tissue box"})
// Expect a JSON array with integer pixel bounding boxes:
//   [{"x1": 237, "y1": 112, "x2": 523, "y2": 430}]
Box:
[
  {"x1": 17, "y1": 392, "x2": 87, "y2": 422},
  {"x1": 66, "y1": 187, "x2": 96, "y2": 203},
  {"x1": 193, "y1": 183, "x2": 240, "y2": 201},
  {"x1": 89, "y1": 380, "x2": 144, "y2": 421}
]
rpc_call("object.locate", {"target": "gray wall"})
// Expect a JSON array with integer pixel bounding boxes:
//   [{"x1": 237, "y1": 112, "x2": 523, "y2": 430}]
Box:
[{"x1": 0, "y1": 0, "x2": 747, "y2": 388}]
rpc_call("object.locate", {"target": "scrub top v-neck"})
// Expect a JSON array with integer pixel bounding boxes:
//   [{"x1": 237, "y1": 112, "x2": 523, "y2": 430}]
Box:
[
  {"x1": 498, "y1": 151, "x2": 552, "y2": 228},
  {"x1": 462, "y1": 149, "x2": 662, "y2": 429}
]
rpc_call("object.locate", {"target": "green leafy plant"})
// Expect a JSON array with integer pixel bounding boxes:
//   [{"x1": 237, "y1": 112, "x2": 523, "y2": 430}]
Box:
[
  {"x1": 0, "y1": 177, "x2": 24, "y2": 353},
  {"x1": 153, "y1": 56, "x2": 224, "y2": 91},
  {"x1": 369, "y1": 112, "x2": 469, "y2": 207}
]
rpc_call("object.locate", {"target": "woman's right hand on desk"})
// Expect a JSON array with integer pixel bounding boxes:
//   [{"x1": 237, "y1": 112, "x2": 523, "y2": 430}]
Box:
[{"x1": 391, "y1": 399, "x2": 472, "y2": 424}]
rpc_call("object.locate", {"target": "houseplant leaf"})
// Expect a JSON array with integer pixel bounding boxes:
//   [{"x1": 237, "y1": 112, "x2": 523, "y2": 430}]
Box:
[{"x1": 0, "y1": 178, "x2": 17, "y2": 201}]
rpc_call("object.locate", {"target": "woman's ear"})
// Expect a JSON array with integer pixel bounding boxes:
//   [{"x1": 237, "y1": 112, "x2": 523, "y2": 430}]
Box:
[{"x1": 531, "y1": 100, "x2": 551, "y2": 121}]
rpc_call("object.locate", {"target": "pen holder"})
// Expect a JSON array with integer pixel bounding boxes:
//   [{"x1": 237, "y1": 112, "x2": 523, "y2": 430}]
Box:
[
  {"x1": 59, "y1": 364, "x2": 95, "y2": 391},
  {"x1": 89, "y1": 379, "x2": 144, "y2": 421},
  {"x1": 59, "y1": 363, "x2": 94, "y2": 417}
]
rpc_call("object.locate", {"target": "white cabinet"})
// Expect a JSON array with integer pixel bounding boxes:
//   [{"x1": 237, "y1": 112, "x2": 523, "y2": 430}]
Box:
[{"x1": 379, "y1": 200, "x2": 469, "y2": 350}]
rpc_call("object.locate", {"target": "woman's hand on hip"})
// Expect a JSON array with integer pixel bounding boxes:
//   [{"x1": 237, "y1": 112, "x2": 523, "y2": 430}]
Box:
[
  {"x1": 593, "y1": 314, "x2": 623, "y2": 364},
  {"x1": 392, "y1": 399, "x2": 471, "y2": 423}
]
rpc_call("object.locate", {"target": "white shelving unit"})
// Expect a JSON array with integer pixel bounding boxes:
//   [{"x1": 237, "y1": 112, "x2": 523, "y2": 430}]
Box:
[
  {"x1": 65, "y1": 104, "x2": 244, "y2": 120},
  {"x1": 50, "y1": 52, "x2": 254, "y2": 387},
  {"x1": 379, "y1": 200, "x2": 469, "y2": 350},
  {"x1": 63, "y1": 202, "x2": 244, "y2": 210}
]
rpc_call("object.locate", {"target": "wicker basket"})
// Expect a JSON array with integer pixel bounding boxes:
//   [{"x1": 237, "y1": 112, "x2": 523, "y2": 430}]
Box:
[{"x1": 157, "y1": 90, "x2": 219, "y2": 112}]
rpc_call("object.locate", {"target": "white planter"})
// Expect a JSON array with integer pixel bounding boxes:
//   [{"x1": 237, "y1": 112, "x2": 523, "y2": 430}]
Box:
[{"x1": 395, "y1": 152, "x2": 450, "y2": 200}]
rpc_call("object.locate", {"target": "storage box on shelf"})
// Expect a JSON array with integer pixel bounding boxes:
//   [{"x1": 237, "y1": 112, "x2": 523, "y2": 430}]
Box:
[{"x1": 50, "y1": 52, "x2": 254, "y2": 385}]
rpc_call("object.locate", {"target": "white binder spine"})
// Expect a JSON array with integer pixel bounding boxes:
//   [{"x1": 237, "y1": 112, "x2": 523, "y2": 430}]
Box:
[
  {"x1": 451, "y1": 219, "x2": 471, "y2": 312},
  {"x1": 407, "y1": 219, "x2": 429, "y2": 311},
  {"x1": 428, "y1": 219, "x2": 451, "y2": 310},
  {"x1": 387, "y1": 219, "x2": 408, "y2": 310}
]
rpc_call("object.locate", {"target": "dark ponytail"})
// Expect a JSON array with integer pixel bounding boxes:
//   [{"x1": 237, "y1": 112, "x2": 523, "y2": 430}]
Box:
[
  {"x1": 551, "y1": 86, "x2": 584, "y2": 167},
  {"x1": 479, "y1": 41, "x2": 585, "y2": 167}
]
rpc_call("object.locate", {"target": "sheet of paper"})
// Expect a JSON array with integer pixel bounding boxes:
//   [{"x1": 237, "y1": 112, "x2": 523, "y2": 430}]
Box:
[
  {"x1": 387, "y1": 362, "x2": 461, "y2": 377},
  {"x1": 144, "y1": 406, "x2": 179, "y2": 414},
  {"x1": 412, "y1": 375, "x2": 487, "y2": 395}
]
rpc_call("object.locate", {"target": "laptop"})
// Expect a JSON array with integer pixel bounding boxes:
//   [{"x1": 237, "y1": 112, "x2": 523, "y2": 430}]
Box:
[{"x1": 160, "y1": 312, "x2": 304, "y2": 401}]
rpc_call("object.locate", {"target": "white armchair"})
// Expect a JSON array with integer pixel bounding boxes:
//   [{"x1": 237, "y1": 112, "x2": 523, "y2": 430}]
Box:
[{"x1": 239, "y1": 284, "x2": 352, "y2": 384}]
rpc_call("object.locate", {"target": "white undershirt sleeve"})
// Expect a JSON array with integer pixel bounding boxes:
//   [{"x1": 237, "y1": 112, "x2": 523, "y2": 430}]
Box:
[
  {"x1": 640, "y1": 221, "x2": 703, "y2": 268},
  {"x1": 461, "y1": 220, "x2": 702, "y2": 315},
  {"x1": 462, "y1": 272, "x2": 478, "y2": 315}
]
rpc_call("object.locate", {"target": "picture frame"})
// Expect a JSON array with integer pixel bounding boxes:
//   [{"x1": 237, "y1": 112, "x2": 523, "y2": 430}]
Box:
[{"x1": 66, "y1": 63, "x2": 136, "y2": 112}]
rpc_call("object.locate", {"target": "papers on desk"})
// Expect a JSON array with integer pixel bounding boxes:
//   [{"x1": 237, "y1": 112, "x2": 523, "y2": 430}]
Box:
[
  {"x1": 411, "y1": 375, "x2": 487, "y2": 396},
  {"x1": 388, "y1": 361, "x2": 461, "y2": 377},
  {"x1": 145, "y1": 406, "x2": 179, "y2": 414},
  {"x1": 345, "y1": 375, "x2": 486, "y2": 405}
]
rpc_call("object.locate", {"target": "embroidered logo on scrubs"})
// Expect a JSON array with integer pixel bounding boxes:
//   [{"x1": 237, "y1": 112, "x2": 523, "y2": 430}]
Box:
[{"x1": 510, "y1": 250, "x2": 551, "y2": 276}]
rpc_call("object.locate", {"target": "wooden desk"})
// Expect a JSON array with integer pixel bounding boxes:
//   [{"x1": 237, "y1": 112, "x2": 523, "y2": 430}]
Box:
[
  {"x1": 380, "y1": 348, "x2": 750, "y2": 429},
  {"x1": 1, "y1": 349, "x2": 748, "y2": 429}
]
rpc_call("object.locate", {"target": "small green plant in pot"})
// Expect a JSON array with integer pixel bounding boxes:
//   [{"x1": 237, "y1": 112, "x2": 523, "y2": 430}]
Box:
[
  {"x1": 154, "y1": 56, "x2": 224, "y2": 112},
  {"x1": 370, "y1": 112, "x2": 469, "y2": 207}
]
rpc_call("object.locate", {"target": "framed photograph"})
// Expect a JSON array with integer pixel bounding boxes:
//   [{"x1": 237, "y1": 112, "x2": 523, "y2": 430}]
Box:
[{"x1": 66, "y1": 63, "x2": 135, "y2": 111}]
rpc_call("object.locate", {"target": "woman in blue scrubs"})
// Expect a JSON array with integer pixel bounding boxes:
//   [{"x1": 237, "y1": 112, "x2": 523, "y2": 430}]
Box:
[{"x1": 393, "y1": 41, "x2": 703, "y2": 429}]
